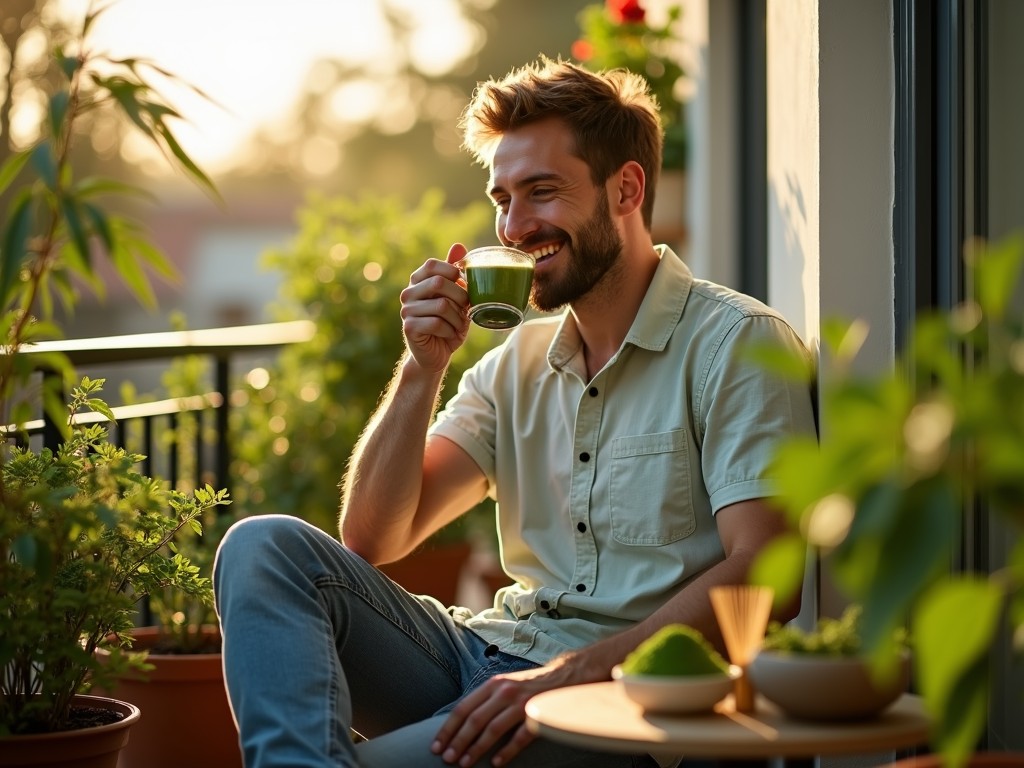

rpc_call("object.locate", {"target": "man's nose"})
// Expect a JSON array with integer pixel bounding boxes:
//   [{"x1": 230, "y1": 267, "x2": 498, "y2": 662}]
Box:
[{"x1": 499, "y1": 200, "x2": 539, "y2": 246}]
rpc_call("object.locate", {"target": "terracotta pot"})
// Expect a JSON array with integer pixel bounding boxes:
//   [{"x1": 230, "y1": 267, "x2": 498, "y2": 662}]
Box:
[
  {"x1": 96, "y1": 626, "x2": 240, "y2": 768},
  {"x1": 0, "y1": 694, "x2": 140, "y2": 768}
]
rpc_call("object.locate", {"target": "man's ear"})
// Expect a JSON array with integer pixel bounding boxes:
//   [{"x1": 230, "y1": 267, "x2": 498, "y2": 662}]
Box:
[{"x1": 609, "y1": 160, "x2": 646, "y2": 218}]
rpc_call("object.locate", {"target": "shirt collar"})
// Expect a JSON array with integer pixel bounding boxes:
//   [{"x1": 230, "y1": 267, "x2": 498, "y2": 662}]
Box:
[{"x1": 546, "y1": 246, "x2": 692, "y2": 370}]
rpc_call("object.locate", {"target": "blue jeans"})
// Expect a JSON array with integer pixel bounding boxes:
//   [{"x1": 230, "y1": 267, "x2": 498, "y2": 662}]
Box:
[{"x1": 213, "y1": 515, "x2": 659, "y2": 768}]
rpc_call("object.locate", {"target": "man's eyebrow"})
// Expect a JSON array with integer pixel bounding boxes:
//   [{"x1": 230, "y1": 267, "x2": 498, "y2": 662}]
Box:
[{"x1": 488, "y1": 172, "x2": 562, "y2": 198}]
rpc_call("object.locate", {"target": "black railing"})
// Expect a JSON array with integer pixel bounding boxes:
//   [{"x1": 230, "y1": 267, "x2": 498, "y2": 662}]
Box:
[{"x1": 5, "y1": 320, "x2": 315, "y2": 496}]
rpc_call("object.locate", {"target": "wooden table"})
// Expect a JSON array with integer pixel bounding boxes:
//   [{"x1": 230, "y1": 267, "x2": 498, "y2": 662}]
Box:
[{"x1": 525, "y1": 683, "x2": 930, "y2": 760}]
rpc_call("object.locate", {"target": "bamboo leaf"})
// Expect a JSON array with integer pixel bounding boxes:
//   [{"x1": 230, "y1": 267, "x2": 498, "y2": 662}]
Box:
[
  {"x1": 122, "y1": 227, "x2": 177, "y2": 281},
  {"x1": 110, "y1": 238, "x2": 157, "y2": 309},
  {"x1": 48, "y1": 91, "x2": 71, "y2": 142},
  {"x1": 30, "y1": 143, "x2": 58, "y2": 190},
  {"x1": 57, "y1": 51, "x2": 81, "y2": 81},
  {"x1": 97, "y1": 77, "x2": 154, "y2": 138},
  {"x1": 83, "y1": 1, "x2": 116, "y2": 36},
  {"x1": 59, "y1": 196, "x2": 92, "y2": 272},
  {"x1": 1, "y1": 189, "x2": 35, "y2": 308},
  {"x1": 0, "y1": 149, "x2": 31, "y2": 196},
  {"x1": 155, "y1": 123, "x2": 221, "y2": 203},
  {"x1": 74, "y1": 176, "x2": 155, "y2": 203},
  {"x1": 81, "y1": 202, "x2": 115, "y2": 254}
]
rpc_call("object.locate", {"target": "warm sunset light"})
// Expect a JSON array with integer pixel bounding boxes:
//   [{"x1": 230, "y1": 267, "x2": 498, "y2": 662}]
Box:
[{"x1": 56, "y1": 0, "x2": 481, "y2": 173}]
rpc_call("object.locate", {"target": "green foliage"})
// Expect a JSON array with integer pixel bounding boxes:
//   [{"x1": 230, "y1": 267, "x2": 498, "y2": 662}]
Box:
[
  {"x1": 231, "y1": 190, "x2": 500, "y2": 538},
  {"x1": 118, "y1": 328, "x2": 232, "y2": 653},
  {"x1": 572, "y1": 1, "x2": 688, "y2": 170},
  {"x1": 0, "y1": 4, "x2": 228, "y2": 733},
  {"x1": 762, "y1": 604, "x2": 908, "y2": 657},
  {"x1": 0, "y1": 380, "x2": 230, "y2": 734},
  {"x1": 755, "y1": 234, "x2": 1024, "y2": 768}
]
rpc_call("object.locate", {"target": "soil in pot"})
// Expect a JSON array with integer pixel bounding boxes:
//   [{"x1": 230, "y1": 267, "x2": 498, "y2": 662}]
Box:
[{"x1": 0, "y1": 695, "x2": 140, "y2": 768}]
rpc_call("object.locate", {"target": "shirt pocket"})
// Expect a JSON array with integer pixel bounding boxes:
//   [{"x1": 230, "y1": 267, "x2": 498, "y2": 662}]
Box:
[{"x1": 609, "y1": 429, "x2": 695, "y2": 545}]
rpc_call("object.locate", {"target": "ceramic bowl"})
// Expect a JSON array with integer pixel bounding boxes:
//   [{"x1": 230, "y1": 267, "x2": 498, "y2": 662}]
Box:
[
  {"x1": 749, "y1": 649, "x2": 911, "y2": 721},
  {"x1": 611, "y1": 664, "x2": 740, "y2": 715}
]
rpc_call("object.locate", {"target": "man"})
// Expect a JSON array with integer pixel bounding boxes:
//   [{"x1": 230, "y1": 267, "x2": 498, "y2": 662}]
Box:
[{"x1": 214, "y1": 57, "x2": 816, "y2": 768}]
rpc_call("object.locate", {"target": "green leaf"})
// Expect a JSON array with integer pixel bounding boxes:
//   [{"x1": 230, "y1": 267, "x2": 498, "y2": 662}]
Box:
[
  {"x1": 30, "y1": 142, "x2": 58, "y2": 190},
  {"x1": 741, "y1": 337, "x2": 815, "y2": 383},
  {"x1": 110, "y1": 238, "x2": 157, "y2": 309},
  {"x1": 968, "y1": 234, "x2": 1024, "y2": 320},
  {"x1": 85, "y1": 398, "x2": 117, "y2": 424},
  {"x1": 1, "y1": 189, "x2": 34, "y2": 308},
  {"x1": 58, "y1": 51, "x2": 81, "y2": 81},
  {"x1": 81, "y1": 202, "x2": 115, "y2": 254},
  {"x1": 48, "y1": 91, "x2": 71, "y2": 141},
  {"x1": 749, "y1": 532, "x2": 808, "y2": 606},
  {"x1": 60, "y1": 196, "x2": 92, "y2": 271},
  {"x1": 836, "y1": 478, "x2": 958, "y2": 650},
  {"x1": 0, "y1": 149, "x2": 31, "y2": 196},
  {"x1": 155, "y1": 123, "x2": 221, "y2": 203},
  {"x1": 74, "y1": 176, "x2": 154, "y2": 203},
  {"x1": 914, "y1": 577, "x2": 1003, "y2": 768}
]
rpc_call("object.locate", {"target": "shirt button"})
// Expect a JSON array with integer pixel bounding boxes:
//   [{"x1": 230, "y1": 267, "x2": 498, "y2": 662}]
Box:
[
  {"x1": 575, "y1": 583, "x2": 586, "y2": 592},
  {"x1": 577, "y1": 522, "x2": 587, "y2": 533},
  {"x1": 540, "y1": 600, "x2": 550, "y2": 610},
  {"x1": 579, "y1": 452, "x2": 590, "y2": 462},
  {"x1": 588, "y1": 387, "x2": 599, "y2": 397}
]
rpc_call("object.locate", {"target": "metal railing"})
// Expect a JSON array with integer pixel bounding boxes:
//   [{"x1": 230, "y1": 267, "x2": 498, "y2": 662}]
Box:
[{"x1": 4, "y1": 320, "x2": 316, "y2": 496}]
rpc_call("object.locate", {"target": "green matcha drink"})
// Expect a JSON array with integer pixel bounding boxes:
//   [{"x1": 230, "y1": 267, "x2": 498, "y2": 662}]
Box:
[{"x1": 460, "y1": 247, "x2": 535, "y2": 330}]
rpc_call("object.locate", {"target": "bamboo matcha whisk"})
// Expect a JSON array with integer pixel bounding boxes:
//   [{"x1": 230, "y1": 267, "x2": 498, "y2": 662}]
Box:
[{"x1": 710, "y1": 585, "x2": 774, "y2": 712}]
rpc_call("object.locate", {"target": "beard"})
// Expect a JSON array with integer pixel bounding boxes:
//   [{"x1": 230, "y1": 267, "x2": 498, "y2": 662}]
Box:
[{"x1": 530, "y1": 191, "x2": 624, "y2": 313}]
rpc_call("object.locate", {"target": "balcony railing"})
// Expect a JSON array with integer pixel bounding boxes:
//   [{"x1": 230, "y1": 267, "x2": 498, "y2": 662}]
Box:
[{"x1": 4, "y1": 320, "x2": 316, "y2": 496}]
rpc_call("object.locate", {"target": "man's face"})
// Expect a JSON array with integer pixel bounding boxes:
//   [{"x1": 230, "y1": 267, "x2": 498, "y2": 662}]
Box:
[{"x1": 488, "y1": 118, "x2": 624, "y2": 313}]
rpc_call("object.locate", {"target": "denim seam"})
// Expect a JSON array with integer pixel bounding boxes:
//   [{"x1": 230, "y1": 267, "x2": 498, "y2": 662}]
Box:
[{"x1": 313, "y1": 575, "x2": 463, "y2": 684}]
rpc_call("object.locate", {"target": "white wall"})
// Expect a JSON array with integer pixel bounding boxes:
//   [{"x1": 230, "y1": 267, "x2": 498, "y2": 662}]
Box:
[{"x1": 764, "y1": 0, "x2": 895, "y2": 371}]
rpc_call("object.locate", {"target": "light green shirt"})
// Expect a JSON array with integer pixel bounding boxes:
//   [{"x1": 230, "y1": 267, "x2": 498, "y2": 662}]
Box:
[{"x1": 430, "y1": 247, "x2": 816, "y2": 664}]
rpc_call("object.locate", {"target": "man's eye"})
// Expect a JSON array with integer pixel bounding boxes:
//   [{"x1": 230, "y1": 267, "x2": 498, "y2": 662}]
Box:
[{"x1": 532, "y1": 187, "x2": 555, "y2": 198}]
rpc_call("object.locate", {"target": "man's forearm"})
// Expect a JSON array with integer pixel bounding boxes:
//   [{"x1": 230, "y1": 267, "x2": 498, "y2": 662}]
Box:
[
  {"x1": 558, "y1": 537, "x2": 793, "y2": 686},
  {"x1": 339, "y1": 354, "x2": 447, "y2": 561}
]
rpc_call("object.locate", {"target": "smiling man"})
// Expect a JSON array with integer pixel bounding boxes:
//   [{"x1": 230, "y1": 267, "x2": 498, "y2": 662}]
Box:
[{"x1": 214, "y1": 57, "x2": 817, "y2": 768}]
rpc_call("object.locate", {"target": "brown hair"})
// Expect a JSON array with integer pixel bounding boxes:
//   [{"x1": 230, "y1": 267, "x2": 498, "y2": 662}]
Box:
[{"x1": 459, "y1": 56, "x2": 664, "y2": 228}]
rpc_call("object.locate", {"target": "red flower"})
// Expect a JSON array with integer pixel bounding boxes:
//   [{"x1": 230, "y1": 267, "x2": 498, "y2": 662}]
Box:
[
  {"x1": 607, "y1": 0, "x2": 646, "y2": 24},
  {"x1": 571, "y1": 39, "x2": 594, "y2": 61}
]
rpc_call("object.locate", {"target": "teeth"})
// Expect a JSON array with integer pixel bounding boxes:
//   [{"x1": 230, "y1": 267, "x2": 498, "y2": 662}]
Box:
[{"x1": 528, "y1": 243, "x2": 560, "y2": 260}]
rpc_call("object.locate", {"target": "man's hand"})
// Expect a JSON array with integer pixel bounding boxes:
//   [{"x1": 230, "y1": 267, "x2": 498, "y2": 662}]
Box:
[
  {"x1": 430, "y1": 656, "x2": 595, "y2": 767},
  {"x1": 400, "y1": 243, "x2": 471, "y2": 373}
]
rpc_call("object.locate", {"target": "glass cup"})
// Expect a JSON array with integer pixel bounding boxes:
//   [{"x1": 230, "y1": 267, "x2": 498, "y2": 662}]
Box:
[{"x1": 458, "y1": 246, "x2": 535, "y2": 330}]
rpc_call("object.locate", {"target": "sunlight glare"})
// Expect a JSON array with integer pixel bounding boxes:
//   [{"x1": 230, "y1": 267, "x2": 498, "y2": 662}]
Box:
[{"x1": 55, "y1": 0, "x2": 476, "y2": 173}]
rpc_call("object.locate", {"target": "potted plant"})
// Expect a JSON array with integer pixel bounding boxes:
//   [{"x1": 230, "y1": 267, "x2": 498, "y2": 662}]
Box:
[
  {"x1": 751, "y1": 234, "x2": 1024, "y2": 768},
  {"x1": 750, "y1": 604, "x2": 912, "y2": 722},
  {"x1": 572, "y1": 0, "x2": 689, "y2": 244},
  {"x1": 97, "y1": 360, "x2": 243, "y2": 768},
  {"x1": 0, "y1": 4, "x2": 229, "y2": 765},
  {"x1": 572, "y1": 0, "x2": 687, "y2": 172}
]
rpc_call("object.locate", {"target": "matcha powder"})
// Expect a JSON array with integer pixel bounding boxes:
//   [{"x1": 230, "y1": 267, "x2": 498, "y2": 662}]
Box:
[{"x1": 621, "y1": 625, "x2": 729, "y2": 676}]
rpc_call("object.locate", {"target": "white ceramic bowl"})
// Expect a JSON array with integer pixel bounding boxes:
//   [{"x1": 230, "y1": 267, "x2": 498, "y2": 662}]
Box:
[
  {"x1": 749, "y1": 649, "x2": 911, "y2": 721},
  {"x1": 611, "y1": 664, "x2": 739, "y2": 715}
]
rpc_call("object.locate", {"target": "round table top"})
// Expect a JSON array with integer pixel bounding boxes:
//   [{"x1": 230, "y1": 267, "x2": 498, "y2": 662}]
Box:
[{"x1": 525, "y1": 682, "x2": 930, "y2": 759}]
